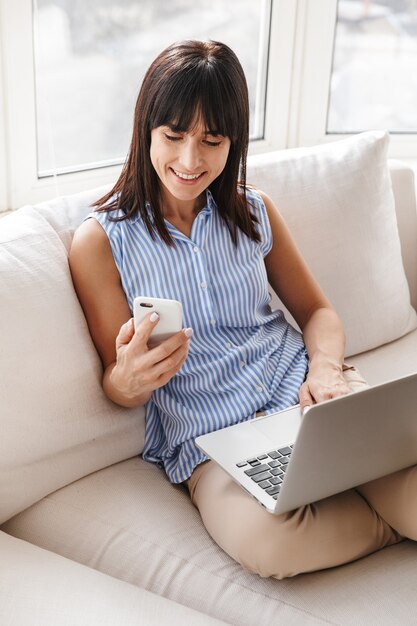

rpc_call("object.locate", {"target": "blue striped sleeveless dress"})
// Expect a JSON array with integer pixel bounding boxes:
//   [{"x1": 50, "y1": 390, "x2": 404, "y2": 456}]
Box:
[{"x1": 87, "y1": 188, "x2": 308, "y2": 483}]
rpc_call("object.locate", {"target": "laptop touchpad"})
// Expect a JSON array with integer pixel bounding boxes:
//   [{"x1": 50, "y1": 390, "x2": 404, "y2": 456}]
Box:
[{"x1": 251, "y1": 406, "x2": 302, "y2": 444}]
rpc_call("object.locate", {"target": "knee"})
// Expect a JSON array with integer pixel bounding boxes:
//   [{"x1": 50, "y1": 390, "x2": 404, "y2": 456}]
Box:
[{"x1": 231, "y1": 509, "x2": 311, "y2": 580}]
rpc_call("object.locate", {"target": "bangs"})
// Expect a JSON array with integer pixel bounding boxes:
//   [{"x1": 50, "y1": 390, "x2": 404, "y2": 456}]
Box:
[{"x1": 149, "y1": 63, "x2": 241, "y2": 140}]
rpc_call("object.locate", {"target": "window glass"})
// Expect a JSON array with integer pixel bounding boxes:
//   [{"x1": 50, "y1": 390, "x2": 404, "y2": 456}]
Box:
[
  {"x1": 327, "y1": 0, "x2": 417, "y2": 134},
  {"x1": 33, "y1": 0, "x2": 271, "y2": 176}
]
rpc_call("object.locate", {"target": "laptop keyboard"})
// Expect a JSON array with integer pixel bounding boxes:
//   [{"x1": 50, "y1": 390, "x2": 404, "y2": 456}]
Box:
[{"x1": 236, "y1": 445, "x2": 294, "y2": 500}]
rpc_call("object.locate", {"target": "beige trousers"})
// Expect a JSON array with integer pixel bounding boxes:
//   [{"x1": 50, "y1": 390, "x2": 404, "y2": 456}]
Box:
[{"x1": 186, "y1": 365, "x2": 417, "y2": 579}]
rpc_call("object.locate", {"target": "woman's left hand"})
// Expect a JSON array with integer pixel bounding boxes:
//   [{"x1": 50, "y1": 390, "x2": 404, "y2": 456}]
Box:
[{"x1": 299, "y1": 361, "x2": 351, "y2": 415}]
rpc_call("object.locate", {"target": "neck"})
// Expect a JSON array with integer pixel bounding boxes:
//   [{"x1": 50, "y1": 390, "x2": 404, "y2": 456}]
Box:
[{"x1": 160, "y1": 190, "x2": 206, "y2": 221}]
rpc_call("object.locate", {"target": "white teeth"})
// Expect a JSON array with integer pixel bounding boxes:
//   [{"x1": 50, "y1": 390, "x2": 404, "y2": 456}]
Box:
[{"x1": 173, "y1": 169, "x2": 201, "y2": 180}]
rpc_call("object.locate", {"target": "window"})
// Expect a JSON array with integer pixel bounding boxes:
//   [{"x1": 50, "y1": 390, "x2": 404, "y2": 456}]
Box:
[
  {"x1": 292, "y1": 0, "x2": 417, "y2": 157},
  {"x1": 1, "y1": 0, "x2": 416, "y2": 211},
  {"x1": 33, "y1": 0, "x2": 272, "y2": 177},
  {"x1": 327, "y1": 0, "x2": 417, "y2": 134}
]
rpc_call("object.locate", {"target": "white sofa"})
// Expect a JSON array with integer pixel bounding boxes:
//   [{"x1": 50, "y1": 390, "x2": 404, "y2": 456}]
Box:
[{"x1": 1, "y1": 131, "x2": 417, "y2": 626}]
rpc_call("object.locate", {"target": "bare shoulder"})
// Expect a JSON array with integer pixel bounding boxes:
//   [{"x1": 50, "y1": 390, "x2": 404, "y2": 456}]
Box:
[
  {"x1": 71, "y1": 217, "x2": 112, "y2": 261},
  {"x1": 70, "y1": 218, "x2": 120, "y2": 284}
]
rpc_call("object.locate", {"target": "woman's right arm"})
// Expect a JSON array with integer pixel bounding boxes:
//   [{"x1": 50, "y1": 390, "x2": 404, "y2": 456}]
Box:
[{"x1": 68, "y1": 218, "x2": 191, "y2": 408}]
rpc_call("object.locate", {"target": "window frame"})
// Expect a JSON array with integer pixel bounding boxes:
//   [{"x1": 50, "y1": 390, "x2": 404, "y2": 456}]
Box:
[
  {"x1": 0, "y1": 29, "x2": 8, "y2": 211},
  {"x1": 1, "y1": 0, "x2": 416, "y2": 212}
]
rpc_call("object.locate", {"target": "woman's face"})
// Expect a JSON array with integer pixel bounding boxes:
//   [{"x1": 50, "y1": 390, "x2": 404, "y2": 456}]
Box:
[{"x1": 150, "y1": 119, "x2": 231, "y2": 212}]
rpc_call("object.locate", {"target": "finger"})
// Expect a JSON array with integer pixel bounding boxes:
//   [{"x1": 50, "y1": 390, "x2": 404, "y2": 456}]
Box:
[
  {"x1": 150, "y1": 338, "x2": 190, "y2": 379},
  {"x1": 329, "y1": 383, "x2": 352, "y2": 399},
  {"x1": 132, "y1": 327, "x2": 192, "y2": 378},
  {"x1": 115, "y1": 318, "x2": 135, "y2": 350},
  {"x1": 299, "y1": 382, "x2": 314, "y2": 415},
  {"x1": 313, "y1": 382, "x2": 352, "y2": 403},
  {"x1": 153, "y1": 344, "x2": 190, "y2": 388},
  {"x1": 147, "y1": 327, "x2": 193, "y2": 364},
  {"x1": 129, "y1": 312, "x2": 161, "y2": 351}
]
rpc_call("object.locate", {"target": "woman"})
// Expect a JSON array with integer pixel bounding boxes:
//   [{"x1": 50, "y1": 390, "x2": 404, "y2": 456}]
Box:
[{"x1": 69, "y1": 39, "x2": 417, "y2": 579}]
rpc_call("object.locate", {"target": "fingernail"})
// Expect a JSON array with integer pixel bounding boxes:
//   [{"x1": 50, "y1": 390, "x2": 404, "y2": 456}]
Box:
[
  {"x1": 150, "y1": 312, "x2": 159, "y2": 323},
  {"x1": 183, "y1": 327, "x2": 193, "y2": 338}
]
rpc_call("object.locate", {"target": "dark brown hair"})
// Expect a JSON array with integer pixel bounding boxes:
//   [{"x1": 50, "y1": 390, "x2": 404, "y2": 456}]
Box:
[{"x1": 93, "y1": 39, "x2": 260, "y2": 246}]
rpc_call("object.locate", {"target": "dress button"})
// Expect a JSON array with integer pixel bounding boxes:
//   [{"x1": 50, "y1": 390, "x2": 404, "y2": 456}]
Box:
[
  {"x1": 256, "y1": 386, "x2": 263, "y2": 393},
  {"x1": 240, "y1": 361, "x2": 246, "y2": 368},
  {"x1": 200, "y1": 281, "x2": 207, "y2": 289},
  {"x1": 226, "y1": 342, "x2": 232, "y2": 349},
  {"x1": 193, "y1": 246, "x2": 199, "y2": 253},
  {"x1": 210, "y1": 319, "x2": 216, "y2": 325}
]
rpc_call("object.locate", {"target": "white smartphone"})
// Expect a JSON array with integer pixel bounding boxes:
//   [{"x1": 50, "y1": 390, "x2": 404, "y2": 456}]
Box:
[{"x1": 133, "y1": 296, "x2": 183, "y2": 348}]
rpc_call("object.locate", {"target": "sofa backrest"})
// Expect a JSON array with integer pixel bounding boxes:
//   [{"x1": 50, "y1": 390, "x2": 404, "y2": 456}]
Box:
[
  {"x1": 33, "y1": 155, "x2": 417, "y2": 315},
  {"x1": 388, "y1": 161, "x2": 417, "y2": 311},
  {"x1": 33, "y1": 142, "x2": 417, "y2": 313},
  {"x1": 32, "y1": 132, "x2": 417, "y2": 359},
  {"x1": 245, "y1": 132, "x2": 417, "y2": 356}
]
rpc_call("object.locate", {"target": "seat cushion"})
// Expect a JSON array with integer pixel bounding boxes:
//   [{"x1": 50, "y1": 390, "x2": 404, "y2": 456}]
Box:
[
  {"x1": 3, "y1": 456, "x2": 417, "y2": 626},
  {"x1": 349, "y1": 327, "x2": 417, "y2": 386},
  {"x1": 0, "y1": 531, "x2": 227, "y2": 626},
  {"x1": 0, "y1": 207, "x2": 145, "y2": 524}
]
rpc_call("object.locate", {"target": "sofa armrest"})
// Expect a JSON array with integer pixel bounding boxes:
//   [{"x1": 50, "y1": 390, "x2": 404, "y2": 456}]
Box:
[{"x1": 0, "y1": 531, "x2": 228, "y2": 626}]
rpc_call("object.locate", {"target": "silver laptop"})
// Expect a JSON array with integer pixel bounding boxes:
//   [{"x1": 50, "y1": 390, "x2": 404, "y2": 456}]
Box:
[{"x1": 195, "y1": 371, "x2": 417, "y2": 515}]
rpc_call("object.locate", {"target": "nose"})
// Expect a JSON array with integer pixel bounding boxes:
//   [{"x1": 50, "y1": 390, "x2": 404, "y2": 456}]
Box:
[{"x1": 178, "y1": 137, "x2": 202, "y2": 172}]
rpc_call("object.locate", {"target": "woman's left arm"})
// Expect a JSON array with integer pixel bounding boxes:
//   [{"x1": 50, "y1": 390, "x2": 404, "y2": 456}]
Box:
[{"x1": 260, "y1": 190, "x2": 351, "y2": 413}]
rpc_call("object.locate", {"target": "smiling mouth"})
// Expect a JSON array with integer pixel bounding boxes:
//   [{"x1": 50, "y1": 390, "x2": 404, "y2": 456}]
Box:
[{"x1": 171, "y1": 168, "x2": 205, "y2": 181}]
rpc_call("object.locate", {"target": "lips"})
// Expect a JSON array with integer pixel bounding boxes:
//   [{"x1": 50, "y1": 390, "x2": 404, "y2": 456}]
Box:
[{"x1": 170, "y1": 168, "x2": 205, "y2": 182}]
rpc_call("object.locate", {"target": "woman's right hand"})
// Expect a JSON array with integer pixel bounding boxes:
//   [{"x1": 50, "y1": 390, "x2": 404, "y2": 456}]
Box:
[{"x1": 105, "y1": 313, "x2": 192, "y2": 408}]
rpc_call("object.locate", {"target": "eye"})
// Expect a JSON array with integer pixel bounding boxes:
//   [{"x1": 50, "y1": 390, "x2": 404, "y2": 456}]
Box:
[
  {"x1": 164, "y1": 133, "x2": 182, "y2": 142},
  {"x1": 203, "y1": 139, "x2": 222, "y2": 147}
]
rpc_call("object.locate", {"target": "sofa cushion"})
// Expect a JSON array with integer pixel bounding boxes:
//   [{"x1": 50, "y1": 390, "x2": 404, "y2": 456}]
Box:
[
  {"x1": 3, "y1": 456, "x2": 417, "y2": 626},
  {"x1": 0, "y1": 208, "x2": 145, "y2": 524},
  {"x1": 388, "y1": 161, "x2": 417, "y2": 312},
  {"x1": 0, "y1": 531, "x2": 227, "y2": 626},
  {"x1": 350, "y1": 327, "x2": 417, "y2": 386},
  {"x1": 32, "y1": 184, "x2": 110, "y2": 253},
  {"x1": 247, "y1": 131, "x2": 417, "y2": 356}
]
